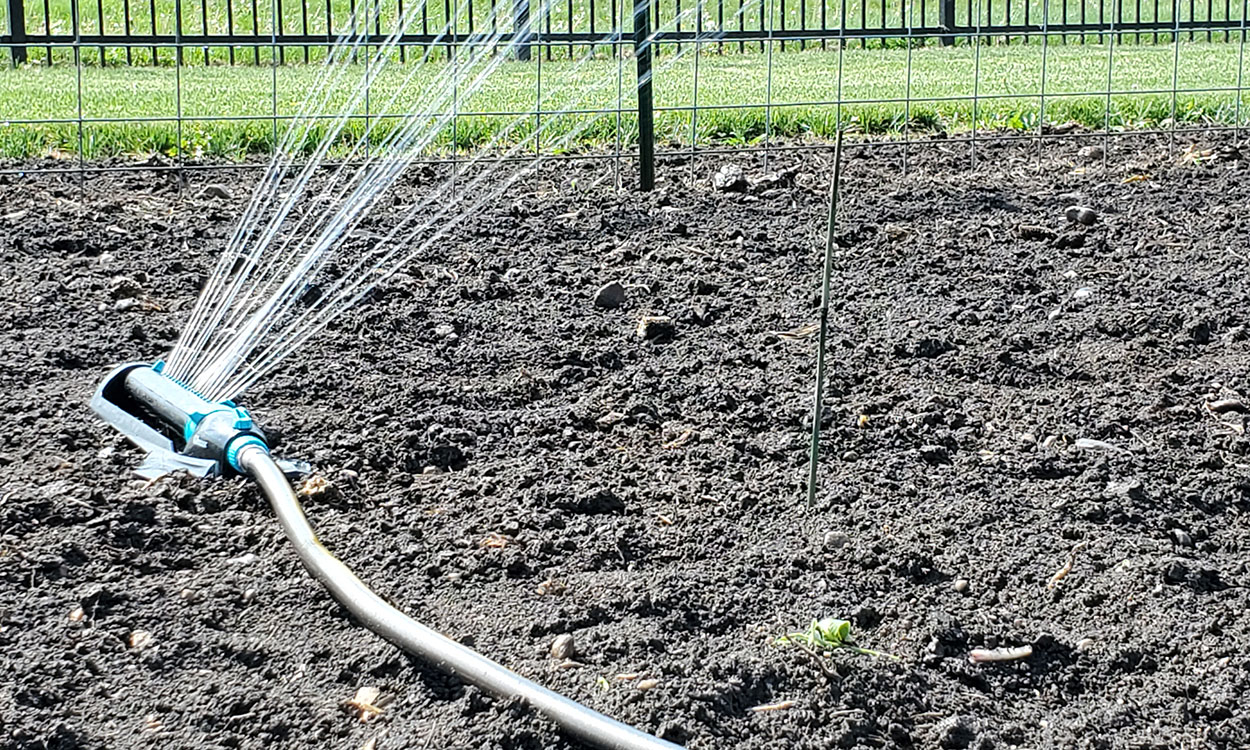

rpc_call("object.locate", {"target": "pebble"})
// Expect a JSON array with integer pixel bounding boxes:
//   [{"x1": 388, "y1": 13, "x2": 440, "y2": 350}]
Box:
[
  {"x1": 712, "y1": 164, "x2": 747, "y2": 192},
  {"x1": 636, "y1": 316, "x2": 676, "y2": 341},
  {"x1": 113, "y1": 297, "x2": 140, "y2": 312},
  {"x1": 593, "y1": 281, "x2": 627, "y2": 309},
  {"x1": 1074, "y1": 437, "x2": 1123, "y2": 453},
  {"x1": 919, "y1": 444, "x2": 951, "y2": 465},
  {"x1": 1071, "y1": 286, "x2": 1095, "y2": 301},
  {"x1": 636, "y1": 678, "x2": 660, "y2": 691},
  {"x1": 128, "y1": 630, "x2": 154, "y2": 650},
  {"x1": 1206, "y1": 398, "x2": 1246, "y2": 414},
  {"x1": 1076, "y1": 637, "x2": 1096, "y2": 651},
  {"x1": 1064, "y1": 205, "x2": 1099, "y2": 226},
  {"x1": 1168, "y1": 529, "x2": 1194, "y2": 547},
  {"x1": 549, "y1": 634, "x2": 577, "y2": 660},
  {"x1": 200, "y1": 184, "x2": 234, "y2": 200},
  {"x1": 954, "y1": 579, "x2": 970, "y2": 594},
  {"x1": 822, "y1": 531, "x2": 850, "y2": 549},
  {"x1": 228, "y1": 553, "x2": 259, "y2": 566},
  {"x1": 109, "y1": 276, "x2": 143, "y2": 299},
  {"x1": 242, "y1": 588, "x2": 257, "y2": 604},
  {"x1": 935, "y1": 714, "x2": 977, "y2": 749},
  {"x1": 1078, "y1": 145, "x2": 1105, "y2": 161}
]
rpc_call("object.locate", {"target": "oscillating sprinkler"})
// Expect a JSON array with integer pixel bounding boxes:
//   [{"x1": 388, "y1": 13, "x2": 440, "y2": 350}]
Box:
[
  {"x1": 91, "y1": 361, "x2": 303, "y2": 479},
  {"x1": 91, "y1": 363, "x2": 682, "y2": 750}
]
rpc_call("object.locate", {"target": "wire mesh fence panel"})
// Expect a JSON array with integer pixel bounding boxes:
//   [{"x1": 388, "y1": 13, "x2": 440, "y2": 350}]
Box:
[{"x1": 0, "y1": 0, "x2": 1247, "y2": 184}]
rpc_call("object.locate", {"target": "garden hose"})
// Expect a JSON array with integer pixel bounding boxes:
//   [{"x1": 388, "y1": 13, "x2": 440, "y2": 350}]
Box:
[{"x1": 92, "y1": 363, "x2": 683, "y2": 750}]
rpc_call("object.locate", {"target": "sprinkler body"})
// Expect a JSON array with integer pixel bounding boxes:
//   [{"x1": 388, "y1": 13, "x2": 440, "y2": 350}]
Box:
[{"x1": 91, "y1": 361, "x2": 300, "y2": 479}]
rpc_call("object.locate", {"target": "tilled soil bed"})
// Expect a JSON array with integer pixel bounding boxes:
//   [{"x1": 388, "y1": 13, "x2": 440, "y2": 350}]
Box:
[{"x1": 2, "y1": 135, "x2": 1249, "y2": 750}]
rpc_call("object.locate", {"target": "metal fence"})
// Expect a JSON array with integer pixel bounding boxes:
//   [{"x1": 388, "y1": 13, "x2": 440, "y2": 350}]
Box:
[
  {"x1": 0, "y1": 0, "x2": 1247, "y2": 186},
  {"x1": 4, "y1": 0, "x2": 1248, "y2": 65}
]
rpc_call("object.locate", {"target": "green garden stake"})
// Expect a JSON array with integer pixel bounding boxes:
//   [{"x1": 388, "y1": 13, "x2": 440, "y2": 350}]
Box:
[{"x1": 806, "y1": 130, "x2": 843, "y2": 509}]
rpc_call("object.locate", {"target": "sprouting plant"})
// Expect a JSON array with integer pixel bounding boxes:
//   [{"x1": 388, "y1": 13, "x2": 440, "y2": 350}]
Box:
[{"x1": 775, "y1": 617, "x2": 896, "y2": 660}]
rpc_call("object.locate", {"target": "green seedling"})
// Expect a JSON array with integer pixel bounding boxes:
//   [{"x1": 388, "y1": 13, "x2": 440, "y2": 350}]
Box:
[{"x1": 776, "y1": 617, "x2": 896, "y2": 660}]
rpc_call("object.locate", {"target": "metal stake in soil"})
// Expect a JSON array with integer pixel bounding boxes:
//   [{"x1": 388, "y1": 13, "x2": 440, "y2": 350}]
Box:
[{"x1": 806, "y1": 130, "x2": 844, "y2": 509}]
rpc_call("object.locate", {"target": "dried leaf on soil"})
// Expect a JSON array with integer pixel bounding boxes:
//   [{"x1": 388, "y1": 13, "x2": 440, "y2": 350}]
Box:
[
  {"x1": 775, "y1": 322, "x2": 819, "y2": 340},
  {"x1": 344, "y1": 686, "x2": 385, "y2": 722},
  {"x1": 297, "y1": 475, "x2": 335, "y2": 498}
]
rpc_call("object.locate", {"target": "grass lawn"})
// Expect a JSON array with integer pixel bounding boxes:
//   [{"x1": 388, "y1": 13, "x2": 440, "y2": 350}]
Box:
[
  {"x1": 1, "y1": 40, "x2": 1246, "y2": 159},
  {"x1": 8, "y1": 0, "x2": 1238, "y2": 68}
]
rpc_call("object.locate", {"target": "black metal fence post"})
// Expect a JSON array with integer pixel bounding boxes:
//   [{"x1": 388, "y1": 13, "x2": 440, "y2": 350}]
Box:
[
  {"x1": 633, "y1": 0, "x2": 654, "y2": 191},
  {"x1": 7, "y1": 0, "x2": 26, "y2": 65},
  {"x1": 939, "y1": 0, "x2": 956, "y2": 44},
  {"x1": 514, "y1": 0, "x2": 531, "y2": 60}
]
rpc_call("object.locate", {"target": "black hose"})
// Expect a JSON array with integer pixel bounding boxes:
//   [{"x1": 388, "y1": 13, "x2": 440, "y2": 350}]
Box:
[{"x1": 236, "y1": 445, "x2": 684, "y2": 750}]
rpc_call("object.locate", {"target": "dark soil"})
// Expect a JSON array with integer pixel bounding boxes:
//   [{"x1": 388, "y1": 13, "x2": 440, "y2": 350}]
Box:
[{"x1": 2, "y1": 134, "x2": 1249, "y2": 750}]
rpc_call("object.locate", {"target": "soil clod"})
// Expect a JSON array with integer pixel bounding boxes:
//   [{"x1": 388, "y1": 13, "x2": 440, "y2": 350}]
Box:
[
  {"x1": 1064, "y1": 205, "x2": 1099, "y2": 225},
  {"x1": 712, "y1": 164, "x2": 747, "y2": 192}
]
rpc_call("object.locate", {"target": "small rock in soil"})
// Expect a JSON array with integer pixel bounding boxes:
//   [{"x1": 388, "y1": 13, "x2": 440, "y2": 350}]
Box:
[
  {"x1": 109, "y1": 276, "x2": 143, "y2": 299},
  {"x1": 888, "y1": 723, "x2": 912, "y2": 745},
  {"x1": 1018, "y1": 224, "x2": 1057, "y2": 241},
  {"x1": 935, "y1": 715, "x2": 978, "y2": 750},
  {"x1": 1206, "y1": 398, "x2": 1246, "y2": 414},
  {"x1": 128, "y1": 630, "x2": 154, "y2": 650},
  {"x1": 1078, "y1": 145, "x2": 1105, "y2": 162},
  {"x1": 594, "y1": 281, "x2": 627, "y2": 309},
  {"x1": 1064, "y1": 205, "x2": 1099, "y2": 225},
  {"x1": 919, "y1": 445, "x2": 951, "y2": 465},
  {"x1": 711, "y1": 164, "x2": 747, "y2": 192},
  {"x1": 113, "y1": 298, "x2": 140, "y2": 312},
  {"x1": 636, "y1": 316, "x2": 676, "y2": 341},
  {"x1": 200, "y1": 184, "x2": 234, "y2": 200},
  {"x1": 549, "y1": 634, "x2": 577, "y2": 660},
  {"x1": 1074, "y1": 437, "x2": 1123, "y2": 453},
  {"x1": 954, "y1": 579, "x2": 970, "y2": 594},
  {"x1": 1168, "y1": 529, "x2": 1194, "y2": 547},
  {"x1": 1054, "y1": 232, "x2": 1086, "y2": 250},
  {"x1": 823, "y1": 531, "x2": 850, "y2": 549}
]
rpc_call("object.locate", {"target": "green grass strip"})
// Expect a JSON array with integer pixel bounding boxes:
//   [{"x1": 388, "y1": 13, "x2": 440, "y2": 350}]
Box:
[{"x1": 1, "y1": 41, "x2": 1245, "y2": 160}]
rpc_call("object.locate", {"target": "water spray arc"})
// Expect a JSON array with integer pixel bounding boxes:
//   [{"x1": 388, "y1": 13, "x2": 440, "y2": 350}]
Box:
[{"x1": 91, "y1": 0, "x2": 774, "y2": 746}]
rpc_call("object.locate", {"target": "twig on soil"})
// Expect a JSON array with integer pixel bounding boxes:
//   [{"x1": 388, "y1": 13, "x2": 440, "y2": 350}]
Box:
[
  {"x1": 969, "y1": 645, "x2": 1034, "y2": 664},
  {"x1": 1048, "y1": 541, "x2": 1089, "y2": 589},
  {"x1": 749, "y1": 700, "x2": 796, "y2": 712},
  {"x1": 792, "y1": 642, "x2": 839, "y2": 680}
]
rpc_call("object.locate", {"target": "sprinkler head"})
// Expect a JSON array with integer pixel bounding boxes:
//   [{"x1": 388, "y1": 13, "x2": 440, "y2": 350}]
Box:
[{"x1": 91, "y1": 361, "x2": 303, "y2": 479}]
